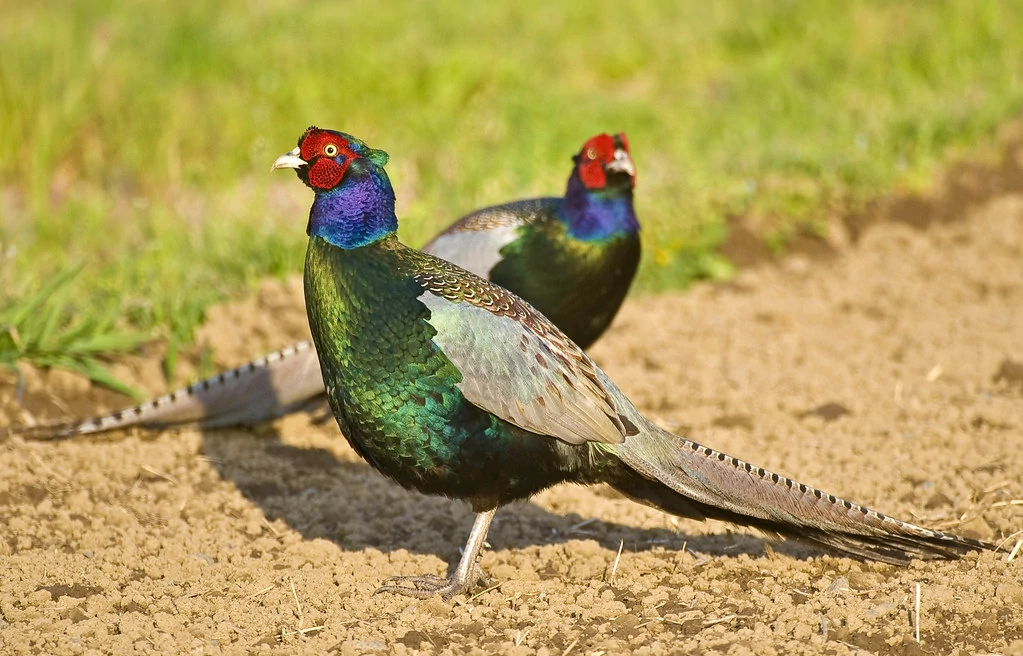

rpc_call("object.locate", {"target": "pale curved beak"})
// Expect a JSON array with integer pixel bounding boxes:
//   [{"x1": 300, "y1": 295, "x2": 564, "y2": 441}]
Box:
[
  {"x1": 606, "y1": 148, "x2": 636, "y2": 178},
  {"x1": 271, "y1": 147, "x2": 307, "y2": 172}
]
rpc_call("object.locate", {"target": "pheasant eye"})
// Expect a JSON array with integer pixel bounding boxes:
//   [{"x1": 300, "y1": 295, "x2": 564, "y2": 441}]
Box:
[
  {"x1": 586, "y1": 148, "x2": 597, "y2": 160},
  {"x1": 324, "y1": 144, "x2": 339, "y2": 157}
]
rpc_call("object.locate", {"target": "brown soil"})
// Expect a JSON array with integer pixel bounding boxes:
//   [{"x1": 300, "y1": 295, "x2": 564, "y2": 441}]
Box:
[{"x1": 2, "y1": 191, "x2": 1023, "y2": 654}]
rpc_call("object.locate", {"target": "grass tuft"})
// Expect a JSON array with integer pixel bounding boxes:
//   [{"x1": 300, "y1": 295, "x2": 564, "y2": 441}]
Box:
[{"x1": 0, "y1": 266, "x2": 150, "y2": 398}]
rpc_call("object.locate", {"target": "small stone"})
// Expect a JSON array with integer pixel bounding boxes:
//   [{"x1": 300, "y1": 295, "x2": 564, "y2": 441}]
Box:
[
  {"x1": 397, "y1": 630, "x2": 432, "y2": 649},
  {"x1": 422, "y1": 598, "x2": 452, "y2": 618},
  {"x1": 25, "y1": 589, "x2": 52, "y2": 607},
  {"x1": 924, "y1": 491, "x2": 953, "y2": 509},
  {"x1": 612, "y1": 613, "x2": 641, "y2": 636},
  {"x1": 847, "y1": 571, "x2": 882, "y2": 590},
  {"x1": 956, "y1": 516, "x2": 992, "y2": 541}
]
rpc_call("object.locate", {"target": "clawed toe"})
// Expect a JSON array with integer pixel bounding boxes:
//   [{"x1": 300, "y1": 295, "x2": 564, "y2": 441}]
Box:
[
  {"x1": 378, "y1": 573, "x2": 449, "y2": 590},
  {"x1": 374, "y1": 511, "x2": 498, "y2": 600},
  {"x1": 374, "y1": 569, "x2": 493, "y2": 600},
  {"x1": 375, "y1": 573, "x2": 463, "y2": 599}
]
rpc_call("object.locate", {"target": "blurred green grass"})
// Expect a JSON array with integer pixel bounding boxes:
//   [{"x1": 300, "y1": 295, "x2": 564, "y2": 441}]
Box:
[{"x1": 1, "y1": 0, "x2": 1022, "y2": 381}]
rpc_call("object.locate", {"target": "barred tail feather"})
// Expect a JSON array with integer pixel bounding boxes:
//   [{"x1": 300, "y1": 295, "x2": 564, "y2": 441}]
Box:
[
  {"x1": 609, "y1": 420, "x2": 993, "y2": 564},
  {"x1": 5, "y1": 341, "x2": 326, "y2": 441}
]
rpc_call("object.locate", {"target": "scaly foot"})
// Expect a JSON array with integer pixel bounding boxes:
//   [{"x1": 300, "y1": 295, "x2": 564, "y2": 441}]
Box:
[
  {"x1": 375, "y1": 568, "x2": 493, "y2": 600},
  {"x1": 375, "y1": 510, "x2": 499, "y2": 600}
]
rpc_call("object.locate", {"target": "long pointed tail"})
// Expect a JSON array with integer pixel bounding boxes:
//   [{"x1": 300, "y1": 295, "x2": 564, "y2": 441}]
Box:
[
  {"x1": 608, "y1": 420, "x2": 994, "y2": 564},
  {"x1": 5, "y1": 341, "x2": 326, "y2": 441}
]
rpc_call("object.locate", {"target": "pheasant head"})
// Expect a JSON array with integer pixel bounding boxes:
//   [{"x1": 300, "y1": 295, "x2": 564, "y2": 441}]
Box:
[
  {"x1": 573, "y1": 133, "x2": 635, "y2": 192},
  {"x1": 272, "y1": 127, "x2": 396, "y2": 249},
  {"x1": 563, "y1": 132, "x2": 638, "y2": 240}
]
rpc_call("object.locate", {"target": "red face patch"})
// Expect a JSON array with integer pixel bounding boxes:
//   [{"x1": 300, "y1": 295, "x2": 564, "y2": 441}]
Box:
[
  {"x1": 577, "y1": 134, "x2": 617, "y2": 189},
  {"x1": 299, "y1": 128, "x2": 359, "y2": 190}
]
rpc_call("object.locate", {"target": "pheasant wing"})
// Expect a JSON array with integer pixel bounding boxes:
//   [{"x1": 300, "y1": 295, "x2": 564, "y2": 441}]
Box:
[{"x1": 414, "y1": 256, "x2": 628, "y2": 446}]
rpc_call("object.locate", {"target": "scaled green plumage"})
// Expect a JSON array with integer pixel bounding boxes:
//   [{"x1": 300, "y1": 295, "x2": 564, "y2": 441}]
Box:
[{"x1": 305, "y1": 233, "x2": 624, "y2": 508}]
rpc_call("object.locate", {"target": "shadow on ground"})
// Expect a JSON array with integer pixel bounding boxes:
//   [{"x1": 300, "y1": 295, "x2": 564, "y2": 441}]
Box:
[{"x1": 196, "y1": 421, "x2": 818, "y2": 574}]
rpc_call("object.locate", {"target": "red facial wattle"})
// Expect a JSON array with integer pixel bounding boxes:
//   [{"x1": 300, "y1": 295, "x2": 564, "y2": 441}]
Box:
[
  {"x1": 578, "y1": 159, "x2": 607, "y2": 189},
  {"x1": 577, "y1": 134, "x2": 618, "y2": 190},
  {"x1": 307, "y1": 158, "x2": 346, "y2": 189},
  {"x1": 299, "y1": 128, "x2": 359, "y2": 190}
]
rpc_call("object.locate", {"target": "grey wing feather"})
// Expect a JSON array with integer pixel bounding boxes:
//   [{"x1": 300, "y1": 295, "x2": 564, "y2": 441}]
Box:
[
  {"x1": 421, "y1": 224, "x2": 519, "y2": 278},
  {"x1": 418, "y1": 291, "x2": 626, "y2": 445},
  {"x1": 420, "y1": 203, "x2": 533, "y2": 277}
]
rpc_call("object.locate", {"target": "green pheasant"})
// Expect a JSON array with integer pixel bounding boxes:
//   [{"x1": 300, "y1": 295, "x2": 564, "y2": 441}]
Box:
[{"x1": 271, "y1": 126, "x2": 992, "y2": 599}]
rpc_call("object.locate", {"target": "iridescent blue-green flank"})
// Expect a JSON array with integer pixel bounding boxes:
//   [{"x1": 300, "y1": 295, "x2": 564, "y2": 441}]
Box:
[
  {"x1": 422, "y1": 132, "x2": 640, "y2": 350},
  {"x1": 305, "y1": 235, "x2": 606, "y2": 507}
]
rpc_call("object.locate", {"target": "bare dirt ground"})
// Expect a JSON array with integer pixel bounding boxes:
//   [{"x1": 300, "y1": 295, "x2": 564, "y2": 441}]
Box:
[{"x1": 2, "y1": 185, "x2": 1023, "y2": 653}]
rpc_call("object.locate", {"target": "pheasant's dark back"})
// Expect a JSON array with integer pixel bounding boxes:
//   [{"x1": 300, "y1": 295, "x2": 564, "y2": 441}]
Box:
[{"x1": 488, "y1": 200, "x2": 640, "y2": 349}]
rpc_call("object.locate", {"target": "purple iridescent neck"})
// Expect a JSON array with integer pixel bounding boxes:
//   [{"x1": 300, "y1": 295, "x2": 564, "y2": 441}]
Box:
[
  {"x1": 307, "y1": 164, "x2": 397, "y2": 249},
  {"x1": 559, "y1": 173, "x2": 639, "y2": 242}
]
